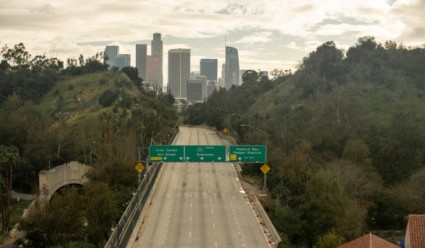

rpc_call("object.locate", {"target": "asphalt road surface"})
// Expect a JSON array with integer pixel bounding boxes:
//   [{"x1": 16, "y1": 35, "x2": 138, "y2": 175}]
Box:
[{"x1": 131, "y1": 126, "x2": 271, "y2": 248}]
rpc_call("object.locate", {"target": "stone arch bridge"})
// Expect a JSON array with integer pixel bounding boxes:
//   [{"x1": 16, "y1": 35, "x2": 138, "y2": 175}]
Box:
[{"x1": 39, "y1": 161, "x2": 90, "y2": 199}]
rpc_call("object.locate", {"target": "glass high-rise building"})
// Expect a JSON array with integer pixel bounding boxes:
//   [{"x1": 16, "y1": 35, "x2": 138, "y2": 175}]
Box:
[
  {"x1": 114, "y1": 54, "x2": 130, "y2": 69},
  {"x1": 151, "y1": 33, "x2": 163, "y2": 91},
  {"x1": 135, "y1": 44, "x2": 147, "y2": 81},
  {"x1": 200, "y1": 59, "x2": 218, "y2": 81},
  {"x1": 168, "y1": 49, "x2": 190, "y2": 99},
  {"x1": 104, "y1": 45, "x2": 119, "y2": 68},
  {"x1": 225, "y1": 46, "x2": 240, "y2": 89}
]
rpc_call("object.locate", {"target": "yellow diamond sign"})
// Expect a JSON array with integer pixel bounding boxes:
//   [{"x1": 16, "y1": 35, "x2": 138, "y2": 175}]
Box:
[
  {"x1": 223, "y1": 128, "x2": 228, "y2": 134},
  {"x1": 260, "y1": 164, "x2": 270, "y2": 174},
  {"x1": 135, "y1": 162, "x2": 145, "y2": 172}
]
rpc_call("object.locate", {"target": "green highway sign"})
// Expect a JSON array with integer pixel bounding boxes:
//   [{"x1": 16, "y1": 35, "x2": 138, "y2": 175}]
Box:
[
  {"x1": 184, "y1": 145, "x2": 226, "y2": 162},
  {"x1": 149, "y1": 145, "x2": 185, "y2": 162},
  {"x1": 148, "y1": 145, "x2": 266, "y2": 163},
  {"x1": 229, "y1": 145, "x2": 267, "y2": 163}
]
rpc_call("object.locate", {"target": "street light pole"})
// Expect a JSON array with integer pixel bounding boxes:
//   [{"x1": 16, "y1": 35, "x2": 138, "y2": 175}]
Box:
[
  {"x1": 231, "y1": 113, "x2": 251, "y2": 134},
  {"x1": 241, "y1": 124, "x2": 267, "y2": 147}
]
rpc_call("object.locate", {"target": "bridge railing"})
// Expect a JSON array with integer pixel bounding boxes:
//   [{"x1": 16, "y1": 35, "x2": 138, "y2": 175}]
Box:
[
  {"x1": 104, "y1": 128, "x2": 179, "y2": 248},
  {"x1": 104, "y1": 162, "x2": 162, "y2": 248}
]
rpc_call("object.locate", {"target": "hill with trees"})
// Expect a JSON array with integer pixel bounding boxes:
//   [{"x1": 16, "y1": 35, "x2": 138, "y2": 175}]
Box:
[
  {"x1": 0, "y1": 43, "x2": 178, "y2": 247},
  {"x1": 184, "y1": 36, "x2": 425, "y2": 247}
]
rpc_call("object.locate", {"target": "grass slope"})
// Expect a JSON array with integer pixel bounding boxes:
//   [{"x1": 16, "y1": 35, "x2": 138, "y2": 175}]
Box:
[{"x1": 37, "y1": 71, "x2": 139, "y2": 126}]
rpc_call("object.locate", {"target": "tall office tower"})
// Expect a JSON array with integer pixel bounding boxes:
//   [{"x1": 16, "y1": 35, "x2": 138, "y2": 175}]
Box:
[
  {"x1": 146, "y1": 55, "x2": 160, "y2": 90},
  {"x1": 151, "y1": 33, "x2": 163, "y2": 90},
  {"x1": 115, "y1": 54, "x2": 131, "y2": 69},
  {"x1": 225, "y1": 46, "x2": 240, "y2": 89},
  {"x1": 200, "y1": 59, "x2": 218, "y2": 81},
  {"x1": 168, "y1": 49, "x2": 190, "y2": 99},
  {"x1": 220, "y1": 63, "x2": 226, "y2": 88},
  {"x1": 188, "y1": 75, "x2": 207, "y2": 99},
  {"x1": 187, "y1": 79, "x2": 203, "y2": 101},
  {"x1": 104, "y1": 45, "x2": 119, "y2": 68},
  {"x1": 135, "y1": 44, "x2": 147, "y2": 81}
]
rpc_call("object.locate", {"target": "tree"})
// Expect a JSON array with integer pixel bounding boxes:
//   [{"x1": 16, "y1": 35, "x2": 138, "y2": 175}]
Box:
[
  {"x1": 313, "y1": 229, "x2": 344, "y2": 248},
  {"x1": 20, "y1": 183, "x2": 117, "y2": 247},
  {"x1": 242, "y1": 70, "x2": 258, "y2": 83},
  {"x1": 342, "y1": 139, "x2": 371, "y2": 166},
  {"x1": 326, "y1": 160, "x2": 382, "y2": 206},
  {"x1": 83, "y1": 182, "x2": 118, "y2": 246},
  {"x1": 1, "y1": 43, "x2": 31, "y2": 68},
  {"x1": 0, "y1": 145, "x2": 20, "y2": 234},
  {"x1": 121, "y1": 66, "x2": 142, "y2": 86},
  {"x1": 19, "y1": 187, "x2": 85, "y2": 247},
  {"x1": 303, "y1": 168, "x2": 346, "y2": 245}
]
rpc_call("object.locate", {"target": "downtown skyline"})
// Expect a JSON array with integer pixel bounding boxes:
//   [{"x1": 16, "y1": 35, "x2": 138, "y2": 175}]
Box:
[{"x1": 1, "y1": 0, "x2": 425, "y2": 85}]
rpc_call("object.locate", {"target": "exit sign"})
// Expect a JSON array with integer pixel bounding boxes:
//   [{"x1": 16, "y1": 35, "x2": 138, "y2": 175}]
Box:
[{"x1": 229, "y1": 145, "x2": 266, "y2": 163}]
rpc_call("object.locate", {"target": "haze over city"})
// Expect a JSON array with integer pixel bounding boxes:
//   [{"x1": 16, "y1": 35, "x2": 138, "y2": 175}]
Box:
[{"x1": 1, "y1": 0, "x2": 424, "y2": 85}]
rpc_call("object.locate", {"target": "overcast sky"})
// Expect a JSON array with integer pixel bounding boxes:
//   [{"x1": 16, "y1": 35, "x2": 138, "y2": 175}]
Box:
[{"x1": 1, "y1": 0, "x2": 424, "y2": 83}]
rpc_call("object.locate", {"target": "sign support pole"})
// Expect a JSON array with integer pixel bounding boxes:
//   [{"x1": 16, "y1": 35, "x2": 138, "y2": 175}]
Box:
[
  {"x1": 138, "y1": 172, "x2": 141, "y2": 185},
  {"x1": 263, "y1": 173, "x2": 267, "y2": 192},
  {"x1": 137, "y1": 147, "x2": 142, "y2": 162}
]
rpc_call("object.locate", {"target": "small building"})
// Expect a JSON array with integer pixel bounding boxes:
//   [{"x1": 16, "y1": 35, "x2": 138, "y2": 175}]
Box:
[
  {"x1": 339, "y1": 233, "x2": 399, "y2": 248},
  {"x1": 405, "y1": 215, "x2": 425, "y2": 248}
]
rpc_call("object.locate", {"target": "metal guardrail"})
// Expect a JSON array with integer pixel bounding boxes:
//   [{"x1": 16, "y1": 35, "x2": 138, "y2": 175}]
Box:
[
  {"x1": 104, "y1": 163, "x2": 162, "y2": 248},
  {"x1": 104, "y1": 128, "x2": 178, "y2": 248}
]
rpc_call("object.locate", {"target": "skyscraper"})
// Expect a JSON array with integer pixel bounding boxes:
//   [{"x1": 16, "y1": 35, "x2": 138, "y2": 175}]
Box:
[
  {"x1": 225, "y1": 46, "x2": 240, "y2": 89},
  {"x1": 200, "y1": 59, "x2": 218, "y2": 81},
  {"x1": 135, "y1": 44, "x2": 147, "y2": 81},
  {"x1": 146, "y1": 55, "x2": 160, "y2": 90},
  {"x1": 168, "y1": 49, "x2": 190, "y2": 99},
  {"x1": 104, "y1": 45, "x2": 119, "y2": 68},
  {"x1": 151, "y1": 33, "x2": 163, "y2": 91},
  {"x1": 114, "y1": 54, "x2": 131, "y2": 69},
  {"x1": 187, "y1": 78, "x2": 203, "y2": 101}
]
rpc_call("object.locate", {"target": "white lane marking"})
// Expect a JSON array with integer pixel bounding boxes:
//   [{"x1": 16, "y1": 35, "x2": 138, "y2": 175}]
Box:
[
  {"x1": 213, "y1": 223, "x2": 215, "y2": 229},
  {"x1": 215, "y1": 241, "x2": 218, "y2": 247},
  {"x1": 190, "y1": 215, "x2": 192, "y2": 221},
  {"x1": 211, "y1": 209, "x2": 214, "y2": 215},
  {"x1": 189, "y1": 231, "x2": 192, "y2": 238},
  {"x1": 210, "y1": 198, "x2": 212, "y2": 202}
]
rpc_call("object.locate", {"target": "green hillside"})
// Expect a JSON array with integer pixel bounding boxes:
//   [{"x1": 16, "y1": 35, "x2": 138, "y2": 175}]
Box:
[
  {"x1": 184, "y1": 37, "x2": 425, "y2": 247},
  {"x1": 37, "y1": 71, "x2": 139, "y2": 126},
  {"x1": 0, "y1": 45, "x2": 179, "y2": 246}
]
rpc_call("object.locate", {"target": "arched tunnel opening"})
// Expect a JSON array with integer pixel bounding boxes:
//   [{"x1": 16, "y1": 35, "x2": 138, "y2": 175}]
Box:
[{"x1": 49, "y1": 183, "x2": 84, "y2": 203}]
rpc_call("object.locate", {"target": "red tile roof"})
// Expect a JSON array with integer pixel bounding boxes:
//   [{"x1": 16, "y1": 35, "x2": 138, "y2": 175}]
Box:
[
  {"x1": 339, "y1": 233, "x2": 399, "y2": 248},
  {"x1": 406, "y1": 215, "x2": 425, "y2": 248}
]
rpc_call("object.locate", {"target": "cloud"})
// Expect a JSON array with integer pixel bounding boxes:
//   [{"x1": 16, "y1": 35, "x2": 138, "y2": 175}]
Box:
[
  {"x1": 286, "y1": 41, "x2": 302, "y2": 50},
  {"x1": 391, "y1": 0, "x2": 425, "y2": 44},
  {"x1": 1, "y1": 0, "x2": 424, "y2": 83},
  {"x1": 235, "y1": 32, "x2": 273, "y2": 45}
]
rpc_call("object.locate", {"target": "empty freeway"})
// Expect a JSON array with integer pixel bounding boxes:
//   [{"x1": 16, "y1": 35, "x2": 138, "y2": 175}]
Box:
[{"x1": 130, "y1": 126, "x2": 272, "y2": 248}]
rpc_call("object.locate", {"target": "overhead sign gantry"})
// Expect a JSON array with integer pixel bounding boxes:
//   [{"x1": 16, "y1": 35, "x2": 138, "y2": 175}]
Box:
[{"x1": 148, "y1": 145, "x2": 266, "y2": 163}]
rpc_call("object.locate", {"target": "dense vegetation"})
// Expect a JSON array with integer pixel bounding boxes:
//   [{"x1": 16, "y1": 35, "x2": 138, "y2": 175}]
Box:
[
  {"x1": 0, "y1": 43, "x2": 178, "y2": 247},
  {"x1": 184, "y1": 37, "x2": 425, "y2": 247}
]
